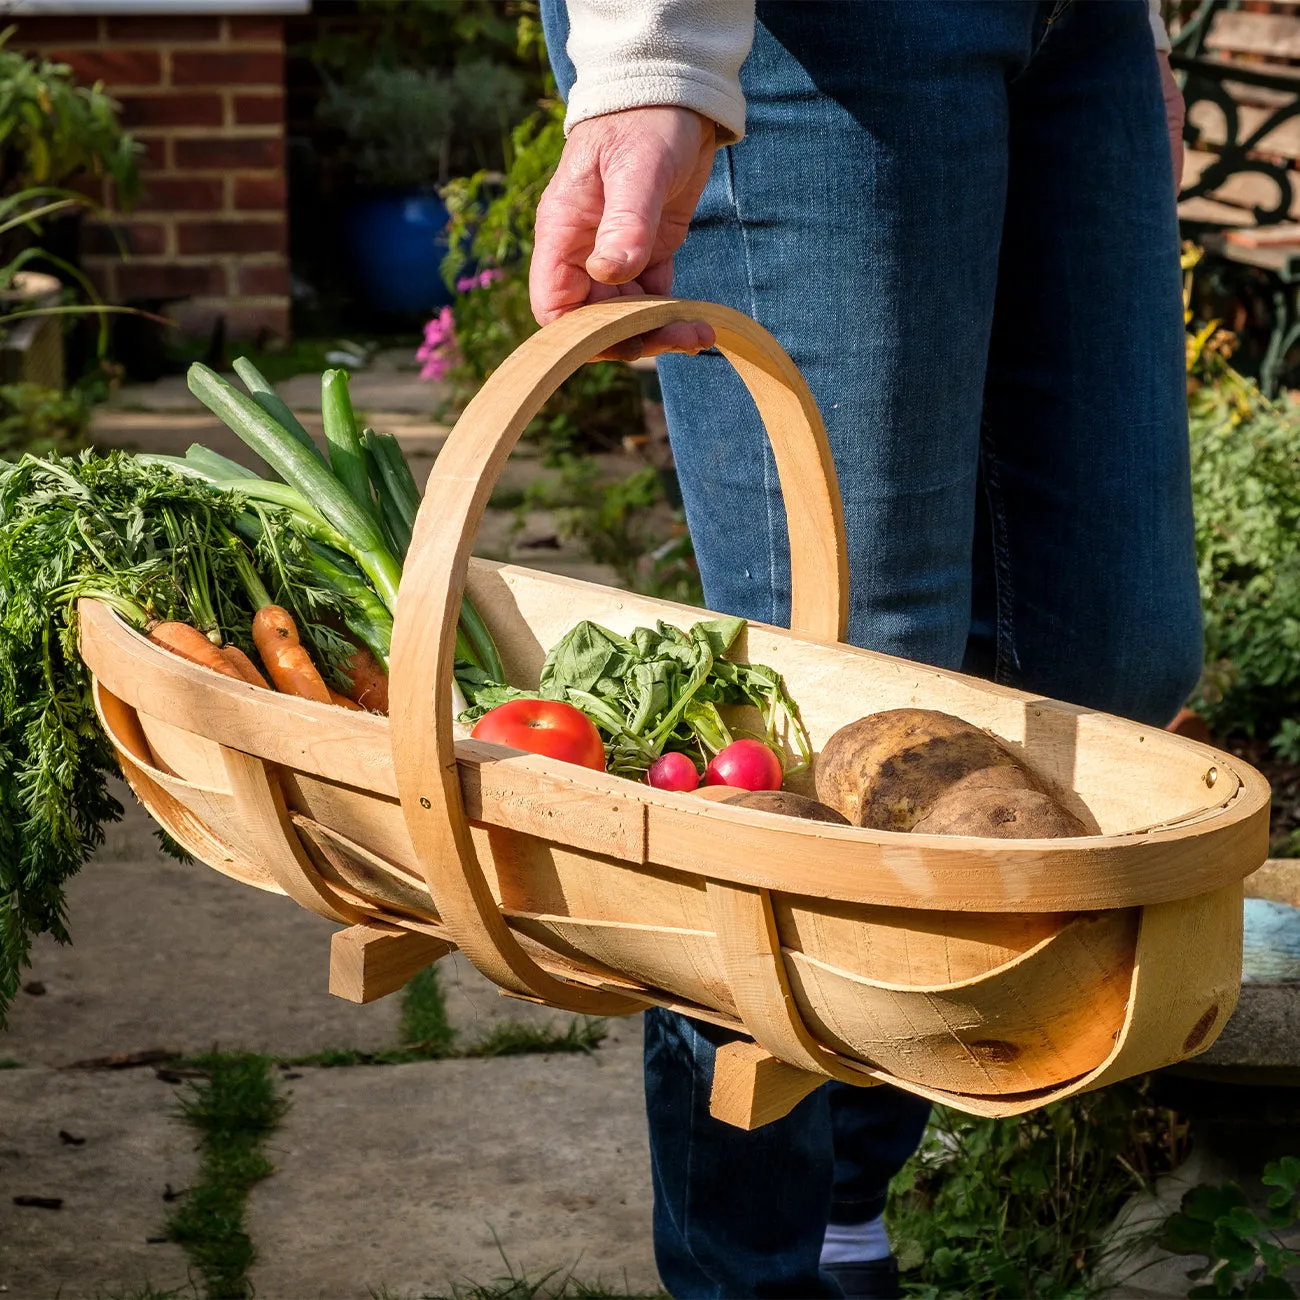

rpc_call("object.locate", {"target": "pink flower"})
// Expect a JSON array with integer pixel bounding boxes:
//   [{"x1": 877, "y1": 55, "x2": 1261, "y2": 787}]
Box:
[
  {"x1": 454, "y1": 267, "x2": 505, "y2": 294},
  {"x1": 416, "y1": 305, "x2": 460, "y2": 381}
]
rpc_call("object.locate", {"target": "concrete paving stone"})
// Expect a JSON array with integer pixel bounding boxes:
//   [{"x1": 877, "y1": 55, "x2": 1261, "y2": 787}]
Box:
[
  {"x1": 0, "y1": 1067, "x2": 198, "y2": 1300},
  {"x1": 246, "y1": 1038, "x2": 658, "y2": 1300},
  {"x1": 0, "y1": 796, "x2": 402, "y2": 1067}
]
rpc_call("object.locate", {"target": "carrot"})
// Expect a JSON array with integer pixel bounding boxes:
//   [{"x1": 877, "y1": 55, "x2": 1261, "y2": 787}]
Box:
[
  {"x1": 340, "y1": 644, "x2": 389, "y2": 715},
  {"x1": 329, "y1": 688, "x2": 364, "y2": 711},
  {"x1": 149, "y1": 622, "x2": 245, "y2": 681},
  {"x1": 251, "y1": 605, "x2": 332, "y2": 704},
  {"x1": 222, "y1": 645, "x2": 270, "y2": 689}
]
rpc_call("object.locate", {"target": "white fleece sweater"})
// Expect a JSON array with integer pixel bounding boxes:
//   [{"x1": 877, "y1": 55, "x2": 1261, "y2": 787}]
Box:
[{"x1": 563, "y1": 0, "x2": 1171, "y2": 144}]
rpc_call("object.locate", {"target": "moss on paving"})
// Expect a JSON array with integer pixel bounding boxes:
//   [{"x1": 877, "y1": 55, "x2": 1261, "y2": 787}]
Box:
[
  {"x1": 164, "y1": 1053, "x2": 286, "y2": 1300},
  {"x1": 282, "y1": 962, "x2": 606, "y2": 1068}
]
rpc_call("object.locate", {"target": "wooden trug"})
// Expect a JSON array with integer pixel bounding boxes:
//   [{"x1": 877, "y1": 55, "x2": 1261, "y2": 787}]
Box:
[{"x1": 79, "y1": 299, "x2": 1271, "y2": 1128}]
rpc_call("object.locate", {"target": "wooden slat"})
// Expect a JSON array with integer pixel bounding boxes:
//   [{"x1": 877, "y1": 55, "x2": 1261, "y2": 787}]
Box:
[
  {"x1": 1189, "y1": 100, "x2": 1300, "y2": 161},
  {"x1": 709, "y1": 1041, "x2": 833, "y2": 1130},
  {"x1": 1208, "y1": 10, "x2": 1300, "y2": 58},
  {"x1": 329, "y1": 922, "x2": 452, "y2": 1004},
  {"x1": 1183, "y1": 146, "x2": 1300, "y2": 217}
]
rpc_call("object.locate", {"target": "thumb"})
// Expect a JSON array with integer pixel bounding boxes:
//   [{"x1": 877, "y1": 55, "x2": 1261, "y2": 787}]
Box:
[{"x1": 587, "y1": 152, "x2": 668, "y2": 285}]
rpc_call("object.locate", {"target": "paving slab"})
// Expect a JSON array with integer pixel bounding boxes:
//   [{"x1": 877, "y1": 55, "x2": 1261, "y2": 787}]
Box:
[
  {"x1": 0, "y1": 795, "x2": 402, "y2": 1066},
  {"x1": 246, "y1": 1037, "x2": 657, "y2": 1300},
  {"x1": 0, "y1": 1066, "x2": 198, "y2": 1299}
]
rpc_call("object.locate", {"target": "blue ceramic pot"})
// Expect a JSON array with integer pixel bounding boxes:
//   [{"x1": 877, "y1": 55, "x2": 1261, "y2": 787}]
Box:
[{"x1": 344, "y1": 189, "x2": 452, "y2": 316}]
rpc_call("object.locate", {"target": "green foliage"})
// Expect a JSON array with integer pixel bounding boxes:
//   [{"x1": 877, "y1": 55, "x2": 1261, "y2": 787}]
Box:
[
  {"x1": 1186, "y1": 325, "x2": 1300, "y2": 751},
  {"x1": 0, "y1": 30, "x2": 141, "y2": 206},
  {"x1": 461, "y1": 1016, "x2": 607, "y2": 1058},
  {"x1": 399, "y1": 962, "x2": 458, "y2": 1057},
  {"x1": 1158, "y1": 1156, "x2": 1300, "y2": 1297},
  {"x1": 888, "y1": 1080, "x2": 1189, "y2": 1299},
  {"x1": 164, "y1": 1053, "x2": 286, "y2": 1300},
  {"x1": 0, "y1": 382, "x2": 90, "y2": 457},
  {"x1": 319, "y1": 61, "x2": 524, "y2": 189},
  {"x1": 441, "y1": 101, "x2": 645, "y2": 460}
]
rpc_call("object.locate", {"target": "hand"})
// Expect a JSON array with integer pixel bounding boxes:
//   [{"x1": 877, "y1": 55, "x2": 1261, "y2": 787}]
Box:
[
  {"x1": 1158, "y1": 50, "x2": 1185, "y2": 191},
  {"x1": 530, "y1": 106, "x2": 718, "y2": 360}
]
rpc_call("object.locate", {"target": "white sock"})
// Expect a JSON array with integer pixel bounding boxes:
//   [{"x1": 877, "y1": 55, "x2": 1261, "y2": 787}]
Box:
[{"x1": 820, "y1": 1214, "x2": 892, "y2": 1266}]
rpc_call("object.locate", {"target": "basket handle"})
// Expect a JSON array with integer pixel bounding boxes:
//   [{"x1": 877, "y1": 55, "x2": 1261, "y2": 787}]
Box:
[{"x1": 389, "y1": 298, "x2": 848, "y2": 1010}]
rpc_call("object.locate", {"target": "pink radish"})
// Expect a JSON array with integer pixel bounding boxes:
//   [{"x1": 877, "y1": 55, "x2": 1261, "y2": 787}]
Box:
[
  {"x1": 647, "y1": 751, "x2": 701, "y2": 792},
  {"x1": 703, "y1": 739, "x2": 783, "y2": 792}
]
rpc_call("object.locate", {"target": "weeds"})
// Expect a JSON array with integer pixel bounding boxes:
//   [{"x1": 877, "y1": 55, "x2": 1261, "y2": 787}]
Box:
[
  {"x1": 163, "y1": 1053, "x2": 286, "y2": 1300},
  {"x1": 461, "y1": 1016, "x2": 607, "y2": 1059},
  {"x1": 889, "y1": 1078, "x2": 1191, "y2": 1299}
]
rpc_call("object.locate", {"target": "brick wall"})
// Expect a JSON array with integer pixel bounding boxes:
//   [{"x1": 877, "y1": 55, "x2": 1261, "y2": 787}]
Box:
[{"x1": 13, "y1": 14, "x2": 290, "y2": 343}]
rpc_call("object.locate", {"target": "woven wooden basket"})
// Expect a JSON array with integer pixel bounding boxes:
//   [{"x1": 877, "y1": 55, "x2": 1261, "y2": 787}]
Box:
[{"x1": 79, "y1": 299, "x2": 1271, "y2": 1129}]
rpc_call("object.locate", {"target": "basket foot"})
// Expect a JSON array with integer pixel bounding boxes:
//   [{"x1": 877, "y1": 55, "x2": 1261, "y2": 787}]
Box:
[
  {"x1": 329, "y1": 922, "x2": 453, "y2": 1004},
  {"x1": 709, "y1": 1041, "x2": 832, "y2": 1130}
]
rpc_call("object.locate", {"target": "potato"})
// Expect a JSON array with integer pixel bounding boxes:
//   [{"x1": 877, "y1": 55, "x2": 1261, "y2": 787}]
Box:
[
  {"x1": 723, "y1": 789, "x2": 850, "y2": 824},
  {"x1": 815, "y1": 708, "x2": 1039, "y2": 830},
  {"x1": 912, "y1": 785, "x2": 1087, "y2": 838}
]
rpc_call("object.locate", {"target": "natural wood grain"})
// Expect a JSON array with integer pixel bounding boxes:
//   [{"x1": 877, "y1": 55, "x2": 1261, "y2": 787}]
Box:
[
  {"x1": 709, "y1": 1040, "x2": 832, "y2": 1130},
  {"x1": 74, "y1": 298, "x2": 1273, "y2": 1121},
  {"x1": 329, "y1": 922, "x2": 453, "y2": 1004}
]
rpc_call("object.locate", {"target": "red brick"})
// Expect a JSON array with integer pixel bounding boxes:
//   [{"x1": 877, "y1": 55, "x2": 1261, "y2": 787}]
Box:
[
  {"x1": 106, "y1": 15, "x2": 221, "y2": 42},
  {"x1": 172, "y1": 299, "x2": 290, "y2": 343},
  {"x1": 53, "y1": 48, "x2": 161, "y2": 87},
  {"x1": 237, "y1": 263, "x2": 290, "y2": 296},
  {"x1": 117, "y1": 263, "x2": 227, "y2": 299},
  {"x1": 176, "y1": 220, "x2": 285, "y2": 255},
  {"x1": 228, "y1": 16, "x2": 283, "y2": 42},
  {"x1": 119, "y1": 93, "x2": 223, "y2": 129},
  {"x1": 83, "y1": 220, "x2": 167, "y2": 257},
  {"x1": 233, "y1": 94, "x2": 283, "y2": 127},
  {"x1": 174, "y1": 136, "x2": 283, "y2": 171},
  {"x1": 233, "y1": 176, "x2": 286, "y2": 211},
  {"x1": 67, "y1": 173, "x2": 106, "y2": 204},
  {"x1": 172, "y1": 51, "x2": 281, "y2": 86},
  {"x1": 137, "y1": 177, "x2": 224, "y2": 213},
  {"x1": 135, "y1": 135, "x2": 169, "y2": 172},
  {"x1": 80, "y1": 262, "x2": 115, "y2": 299},
  {"x1": 11, "y1": 17, "x2": 100, "y2": 42}
]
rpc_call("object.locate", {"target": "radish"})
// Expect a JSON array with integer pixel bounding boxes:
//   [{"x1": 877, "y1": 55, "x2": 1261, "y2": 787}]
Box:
[
  {"x1": 647, "y1": 751, "x2": 701, "y2": 792},
  {"x1": 703, "y1": 739, "x2": 783, "y2": 791}
]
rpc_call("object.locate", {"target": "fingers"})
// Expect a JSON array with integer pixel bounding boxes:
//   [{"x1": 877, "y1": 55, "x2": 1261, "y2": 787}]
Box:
[{"x1": 586, "y1": 148, "x2": 669, "y2": 286}]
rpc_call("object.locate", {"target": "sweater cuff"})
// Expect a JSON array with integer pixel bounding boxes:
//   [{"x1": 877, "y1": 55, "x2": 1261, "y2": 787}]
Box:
[
  {"x1": 565, "y1": 67, "x2": 746, "y2": 144},
  {"x1": 1149, "y1": 0, "x2": 1171, "y2": 52}
]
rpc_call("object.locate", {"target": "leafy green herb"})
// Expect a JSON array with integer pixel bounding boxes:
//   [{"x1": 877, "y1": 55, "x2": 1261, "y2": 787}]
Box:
[
  {"x1": 1158, "y1": 1156, "x2": 1300, "y2": 1298},
  {"x1": 0, "y1": 451, "x2": 356, "y2": 1024},
  {"x1": 460, "y1": 615, "x2": 809, "y2": 780}
]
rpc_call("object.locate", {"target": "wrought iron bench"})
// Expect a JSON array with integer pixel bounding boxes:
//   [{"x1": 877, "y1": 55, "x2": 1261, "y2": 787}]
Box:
[{"x1": 1172, "y1": 0, "x2": 1300, "y2": 395}]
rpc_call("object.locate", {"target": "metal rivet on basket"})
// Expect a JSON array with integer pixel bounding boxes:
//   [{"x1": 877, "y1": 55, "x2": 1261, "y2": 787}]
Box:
[
  {"x1": 1205, "y1": 767, "x2": 1218, "y2": 788},
  {"x1": 419, "y1": 796, "x2": 431, "y2": 808}
]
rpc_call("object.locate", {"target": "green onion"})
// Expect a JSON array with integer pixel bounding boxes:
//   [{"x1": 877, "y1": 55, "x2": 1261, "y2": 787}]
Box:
[
  {"x1": 321, "y1": 369, "x2": 379, "y2": 526},
  {"x1": 232, "y1": 357, "x2": 323, "y2": 462},
  {"x1": 187, "y1": 362, "x2": 403, "y2": 612}
]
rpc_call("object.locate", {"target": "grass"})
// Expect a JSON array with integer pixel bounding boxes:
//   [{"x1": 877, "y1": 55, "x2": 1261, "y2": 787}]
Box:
[
  {"x1": 462, "y1": 1017, "x2": 608, "y2": 1059},
  {"x1": 96, "y1": 1285, "x2": 200, "y2": 1300},
  {"x1": 163, "y1": 1053, "x2": 286, "y2": 1300},
  {"x1": 0, "y1": 1056, "x2": 22, "y2": 1068},
  {"x1": 282, "y1": 963, "x2": 606, "y2": 1069},
  {"x1": 369, "y1": 1246, "x2": 667, "y2": 1300}
]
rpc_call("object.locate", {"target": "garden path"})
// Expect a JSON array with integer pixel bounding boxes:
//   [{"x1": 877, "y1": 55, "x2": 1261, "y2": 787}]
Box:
[{"x1": 0, "y1": 798, "x2": 658, "y2": 1299}]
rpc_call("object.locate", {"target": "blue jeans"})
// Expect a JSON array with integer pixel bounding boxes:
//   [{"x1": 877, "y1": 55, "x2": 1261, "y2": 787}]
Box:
[{"x1": 541, "y1": 2, "x2": 1202, "y2": 1296}]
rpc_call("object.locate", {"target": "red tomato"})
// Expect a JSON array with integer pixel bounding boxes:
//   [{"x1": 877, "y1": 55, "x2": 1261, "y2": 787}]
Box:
[
  {"x1": 646, "y1": 751, "x2": 701, "y2": 792},
  {"x1": 703, "y1": 738, "x2": 784, "y2": 791},
  {"x1": 471, "y1": 699, "x2": 606, "y2": 771}
]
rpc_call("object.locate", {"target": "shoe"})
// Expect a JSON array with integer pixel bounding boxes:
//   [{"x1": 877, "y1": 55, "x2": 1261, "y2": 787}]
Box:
[{"x1": 822, "y1": 1255, "x2": 901, "y2": 1300}]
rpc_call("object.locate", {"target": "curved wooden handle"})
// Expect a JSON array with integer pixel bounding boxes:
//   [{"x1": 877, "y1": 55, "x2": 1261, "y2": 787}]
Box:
[{"x1": 389, "y1": 298, "x2": 848, "y2": 1010}]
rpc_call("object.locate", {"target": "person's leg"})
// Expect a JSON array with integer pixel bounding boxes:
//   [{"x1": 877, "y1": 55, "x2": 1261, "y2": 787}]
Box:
[
  {"x1": 643, "y1": 1008, "x2": 840, "y2": 1298},
  {"x1": 969, "y1": 0, "x2": 1203, "y2": 719},
  {"x1": 625, "y1": 5, "x2": 1043, "y2": 1295}
]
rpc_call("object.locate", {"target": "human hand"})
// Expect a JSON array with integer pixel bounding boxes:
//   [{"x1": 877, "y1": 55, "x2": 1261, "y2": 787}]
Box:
[
  {"x1": 530, "y1": 106, "x2": 718, "y2": 360},
  {"x1": 1158, "y1": 50, "x2": 1185, "y2": 191}
]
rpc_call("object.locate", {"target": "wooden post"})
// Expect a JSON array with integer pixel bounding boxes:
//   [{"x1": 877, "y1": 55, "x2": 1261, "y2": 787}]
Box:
[
  {"x1": 329, "y1": 922, "x2": 453, "y2": 1004},
  {"x1": 709, "y1": 1040, "x2": 848, "y2": 1130}
]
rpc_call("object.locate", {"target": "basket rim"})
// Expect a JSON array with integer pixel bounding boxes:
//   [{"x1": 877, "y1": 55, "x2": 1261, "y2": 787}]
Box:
[{"x1": 78, "y1": 591, "x2": 1272, "y2": 913}]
